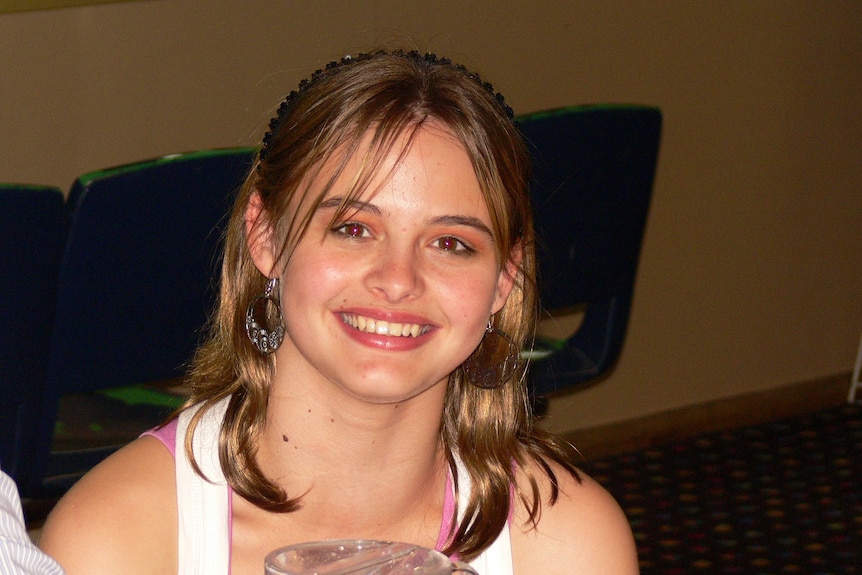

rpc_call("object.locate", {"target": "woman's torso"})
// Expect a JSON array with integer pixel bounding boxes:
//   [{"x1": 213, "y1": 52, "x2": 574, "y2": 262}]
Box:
[{"x1": 147, "y1": 399, "x2": 514, "y2": 575}]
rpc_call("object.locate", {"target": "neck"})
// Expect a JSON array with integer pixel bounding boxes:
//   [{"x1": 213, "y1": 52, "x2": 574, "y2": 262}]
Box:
[{"x1": 256, "y1": 377, "x2": 450, "y2": 542}]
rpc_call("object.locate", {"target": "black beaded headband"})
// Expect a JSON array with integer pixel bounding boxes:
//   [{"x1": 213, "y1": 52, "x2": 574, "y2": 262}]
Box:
[{"x1": 258, "y1": 50, "x2": 514, "y2": 166}]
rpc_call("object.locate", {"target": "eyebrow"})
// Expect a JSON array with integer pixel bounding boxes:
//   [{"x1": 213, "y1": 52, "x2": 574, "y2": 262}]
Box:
[
  {"x1": 319, "y1": 196, "x2": 494, "y2": 238},
  {"x1": 428, "y1": 215, "x2": 494, "y2": 238},
  {"x1": 318, "y1": 196, "x2": 382, "y2": 216}
]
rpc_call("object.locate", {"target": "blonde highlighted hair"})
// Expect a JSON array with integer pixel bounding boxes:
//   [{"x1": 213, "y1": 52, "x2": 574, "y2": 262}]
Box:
[{"x1": 182, "y1": 50, "x2": 580, "y2": 560}]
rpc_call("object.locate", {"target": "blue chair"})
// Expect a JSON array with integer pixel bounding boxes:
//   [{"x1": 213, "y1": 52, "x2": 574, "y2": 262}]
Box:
[
  {"x1": 21, "y1": 148, "x2": 255, "y2": 496},
  {"x1": 0, "y1": 185, "x2": 66, "y2": 485},
  {"x1": 516, "y1": 105, "x2": 662, "y2": 402}
]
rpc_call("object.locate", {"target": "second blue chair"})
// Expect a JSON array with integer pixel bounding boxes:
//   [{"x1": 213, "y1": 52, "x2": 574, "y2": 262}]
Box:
[{"x1": 21, "y1": 148, "x2": 255, "y2": 496}]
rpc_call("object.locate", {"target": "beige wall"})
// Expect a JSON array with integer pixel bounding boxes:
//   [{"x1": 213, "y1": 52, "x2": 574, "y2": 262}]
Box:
[{"x1": 2, "y1": 1, "x2": 860, "y2": 435}]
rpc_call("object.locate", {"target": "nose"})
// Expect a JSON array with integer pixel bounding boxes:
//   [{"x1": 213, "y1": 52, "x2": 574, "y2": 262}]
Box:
[{"x1": 365, "y1": 244, "x2": 424, "y2": 303}]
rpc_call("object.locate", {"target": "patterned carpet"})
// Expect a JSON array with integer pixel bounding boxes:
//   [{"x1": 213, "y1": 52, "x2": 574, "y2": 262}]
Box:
[{"x1": 589, "y1": 403, "x2": 862, "y2": 574}]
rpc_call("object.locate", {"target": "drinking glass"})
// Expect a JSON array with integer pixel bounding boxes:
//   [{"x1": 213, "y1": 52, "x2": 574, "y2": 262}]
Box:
[{"x1": 264, "y1": 539, "x2": 479, "y2": 575}]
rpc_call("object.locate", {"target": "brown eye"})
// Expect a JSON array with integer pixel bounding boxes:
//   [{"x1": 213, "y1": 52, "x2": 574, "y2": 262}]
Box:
[
  {"x1": 334, "y1": 222, "x2": 368, "y2": 238},
  {"x1": 436, "y1": 236, "x2": 472, "y2": 253}
]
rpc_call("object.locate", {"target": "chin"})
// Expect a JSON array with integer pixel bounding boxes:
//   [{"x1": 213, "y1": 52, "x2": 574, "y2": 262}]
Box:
[{"x1": 338, "y1": 377, "x2": 447, "y2": 406}]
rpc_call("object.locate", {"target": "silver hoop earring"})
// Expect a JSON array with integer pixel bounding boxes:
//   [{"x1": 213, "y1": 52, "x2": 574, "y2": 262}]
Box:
[
  {"x1": 463, "y1": 321, "x2": 520, "y2": 389},
  {"x1": 245, "y1": 277, "x2": 285, "y2": 354}
]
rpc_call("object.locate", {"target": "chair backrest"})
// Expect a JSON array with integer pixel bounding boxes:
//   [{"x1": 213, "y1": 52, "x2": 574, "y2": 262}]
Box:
[
  {"x1": 516, "y1": 105, "x2": 662, "y2": 397},
  {"x1": 22, "y1": 148, "x2": 255, "y2": 495},
  {"x1": 0, "y1": 185, "x2": 66, "y2": 484}
]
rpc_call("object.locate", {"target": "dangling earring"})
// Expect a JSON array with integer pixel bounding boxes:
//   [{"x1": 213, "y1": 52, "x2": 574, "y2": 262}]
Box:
[
  {"x1": 245, "y1": 277, "x2": 285, "y2": 354},
  {"x1": 463, "y1": 320, "x2": 521, "y2": 389}
]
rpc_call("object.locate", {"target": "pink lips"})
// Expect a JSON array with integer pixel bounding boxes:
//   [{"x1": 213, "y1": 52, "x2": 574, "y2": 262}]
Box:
[{"x1": 337, "y1": 310, "x2": 435, "y2": 351}]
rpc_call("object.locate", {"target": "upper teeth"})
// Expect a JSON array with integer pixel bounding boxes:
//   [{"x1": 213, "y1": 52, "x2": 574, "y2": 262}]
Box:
[{"x1": 342, "y1": 314, "x2": 427, "y2": 337}]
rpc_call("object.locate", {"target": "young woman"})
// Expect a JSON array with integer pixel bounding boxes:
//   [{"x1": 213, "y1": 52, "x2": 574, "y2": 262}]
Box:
[{"x1": 39, "y1": 50, "x2": 638, "y2": 574}]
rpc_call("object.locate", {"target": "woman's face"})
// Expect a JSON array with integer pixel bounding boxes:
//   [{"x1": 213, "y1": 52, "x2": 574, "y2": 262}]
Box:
[{"x1": 249, "y1": 122, "x2": 518, "y2": 405}]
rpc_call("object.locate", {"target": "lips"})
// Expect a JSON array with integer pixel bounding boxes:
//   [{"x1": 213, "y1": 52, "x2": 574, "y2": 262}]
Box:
[{"x1": 340, "y1": 313, "x2": 431, "y2": 338}]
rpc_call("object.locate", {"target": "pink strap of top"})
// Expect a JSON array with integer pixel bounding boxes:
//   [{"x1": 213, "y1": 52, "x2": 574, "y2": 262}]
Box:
[
  {"x1": 143, "y1": 420, "x2": 457, "y2": 553},
  {"x1": 145, "y1": 418, "x2": 177, "y2": 456}
]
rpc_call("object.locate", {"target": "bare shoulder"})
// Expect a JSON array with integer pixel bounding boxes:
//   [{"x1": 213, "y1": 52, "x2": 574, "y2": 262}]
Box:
[
  {"x1": 38, "y1": 434, "x2": 177, "y2": 575},
  {"x1": 510, "y1": 459, "x2": 639, "y2": 574}
]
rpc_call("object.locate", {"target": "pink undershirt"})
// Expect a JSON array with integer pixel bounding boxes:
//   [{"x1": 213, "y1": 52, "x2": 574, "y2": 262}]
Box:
[{"x1": 144, "y1": 419, "x2": 456, "y2": 552}]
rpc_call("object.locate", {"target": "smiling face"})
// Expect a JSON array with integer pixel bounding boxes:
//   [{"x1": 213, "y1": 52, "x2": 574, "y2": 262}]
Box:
[{"x1": 247, "y1": 123, "x2": 519, "y2": 405}]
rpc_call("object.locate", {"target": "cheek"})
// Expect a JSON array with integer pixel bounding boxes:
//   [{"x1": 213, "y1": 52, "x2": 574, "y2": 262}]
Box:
[
  {"x1": 440, "y1": 272, "x2": 500, "y2": 322},
  {"x1": 284, "y1": 245, "x2": 352, "y2": 287},
  {"x1": 449, "y1": 278, "x2": 498, "y2": 360},
  {"x1": 279, "y1": 252, "x2": 345, "y2": 321}
]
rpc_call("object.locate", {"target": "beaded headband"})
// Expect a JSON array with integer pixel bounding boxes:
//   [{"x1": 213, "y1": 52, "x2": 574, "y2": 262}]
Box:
[{"x1": 258, "y1": 50, "x2": 514, "y2": 166}]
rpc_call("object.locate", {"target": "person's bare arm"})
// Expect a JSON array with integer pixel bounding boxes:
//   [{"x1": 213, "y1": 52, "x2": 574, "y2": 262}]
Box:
[
  {"x1": 39, "y1": 435, "x2": 178, "y2": 575},
  {"x1": 511, "y1": 462, "x2": 639, "y2": 574}
]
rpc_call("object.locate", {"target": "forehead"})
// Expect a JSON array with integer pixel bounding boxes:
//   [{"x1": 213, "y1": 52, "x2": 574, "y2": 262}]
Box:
[{"x1": 315, "y1": 121, "x2": 483, "y2": 205}]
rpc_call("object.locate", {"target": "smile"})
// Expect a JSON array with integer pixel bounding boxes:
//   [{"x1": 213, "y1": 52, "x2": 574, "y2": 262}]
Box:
[{"x1": 340, "y1": 313, "x2": 431, "y2": 338}]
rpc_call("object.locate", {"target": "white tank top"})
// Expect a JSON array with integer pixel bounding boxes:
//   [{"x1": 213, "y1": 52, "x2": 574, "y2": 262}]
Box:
[{"x1": 173, "y1": 399, "x2": 514, "y2": 575}]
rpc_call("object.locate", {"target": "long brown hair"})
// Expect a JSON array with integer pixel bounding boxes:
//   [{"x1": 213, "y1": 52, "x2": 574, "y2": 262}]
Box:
[{"x1": 182, "y1": 50, "x2": 580, "y2": 560}]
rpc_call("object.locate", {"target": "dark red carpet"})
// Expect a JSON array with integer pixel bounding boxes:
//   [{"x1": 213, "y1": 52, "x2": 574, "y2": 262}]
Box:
[{"x1": 590, "y1": 403, "x2": 862, "y2": 574}]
